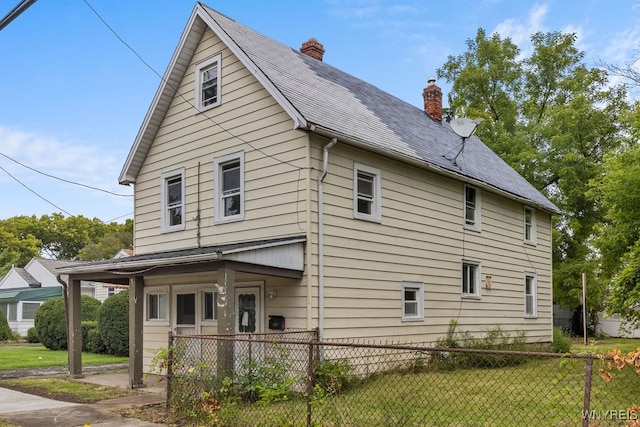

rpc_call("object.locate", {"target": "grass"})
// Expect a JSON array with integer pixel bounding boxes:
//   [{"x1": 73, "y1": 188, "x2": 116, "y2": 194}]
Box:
[
  {"x1": 0, "y1": 376, "x2": 135, "y2": 403},
  {"x1": 0, "y1": 343, "x2": 128, "y2": 370},
  {"x1": 571, "y1": 337, "x2": 640, "y2": 355}
]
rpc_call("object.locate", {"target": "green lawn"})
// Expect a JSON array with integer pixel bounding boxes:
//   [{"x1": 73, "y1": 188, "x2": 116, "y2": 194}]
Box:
[
  {"x1": 0, "y1": 343, "x2": 127, "y2": 370},
  {"x1": 571, "y1": 337, "x2": 640, "y2": 354}
]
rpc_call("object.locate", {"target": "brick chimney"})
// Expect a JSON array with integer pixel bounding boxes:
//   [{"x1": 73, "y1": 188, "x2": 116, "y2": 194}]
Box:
[
  {"x1": 423, "y1": 77, "x2": 442, "y2": 122},
  {"x1": 300, "y1": 38, "x2": 325, "y2": 61}
]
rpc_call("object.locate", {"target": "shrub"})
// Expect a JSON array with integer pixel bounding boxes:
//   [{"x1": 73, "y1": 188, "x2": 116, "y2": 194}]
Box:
[
  {"x1": 313, "y1": 358, "x2": 354, "y2": 395},
  {"x1": 0, "y1": 310, "x2": 11, "y2": 341},
  {"x1": 81, "y1": 321, "x2": 98, "y2": 352},
  {"x1": 26, "y1": 326, "x2": 39, "y2": 343},
  {"x1": 551, "y1": 326, "x2": 572, "y2": 353},
  {"x1": 97, "y1": 290, "x2": 129, "y2": 356},
  {"x1": 34, "y1": 296, "x2": 102, "y2": 350},
  {"x1": 87, "y1": 327, "x2": 107, "y2": 354}
]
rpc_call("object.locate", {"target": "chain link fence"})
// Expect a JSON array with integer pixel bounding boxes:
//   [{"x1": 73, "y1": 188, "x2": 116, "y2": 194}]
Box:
[{"x1": 164, "y1": 331, "x2": 639, "y2": 426}]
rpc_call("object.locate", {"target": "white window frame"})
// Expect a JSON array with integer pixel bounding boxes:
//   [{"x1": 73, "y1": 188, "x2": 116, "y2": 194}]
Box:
[
  {"x1": 524, "y1": 273, "x2": 538, "y2": 318},
  {"x1": 201, "y1": 289, "x2": 218, "y2": 323},
  {"x1": 524, "y1": 206, "x2": 537, "y2": 245},
  {"x1": 21, "y1": 302, "x2": 40, "y2": 320},
  {"x1": 214, "y1": 151, "x2": 245, "y2": 224},
  {"x1": 461, "y1": 260, "x2": 482, "y2": 299},
  {"x1": 160, "y1": 168, "x2": 186, "y2": 233},
  {"x1": 353, "y1": 163, "x2": 382, "y2": 222},
  {"x1": 195, "y1": 54, "x2": 222, "y2": 111},
  {"x1": 464, "y1": 185, "x2": 481, "y2": 231},
  {"x1": 144, "y1": 286, "x2": 169, "y2": 325},
  {"x1": 401, "y1": 281, "x2": 424, "y2": 321}
]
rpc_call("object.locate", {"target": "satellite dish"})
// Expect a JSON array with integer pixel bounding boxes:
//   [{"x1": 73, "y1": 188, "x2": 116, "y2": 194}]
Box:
[
  {"x1": 447, "y1": 117, "x2": 483, "y2": 167},
  {"x1": 450, "y1": 117, "x2": 483, "y2": 138}
]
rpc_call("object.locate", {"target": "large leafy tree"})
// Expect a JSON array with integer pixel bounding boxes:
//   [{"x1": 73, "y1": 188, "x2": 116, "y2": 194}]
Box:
[
  {"x1": 437, "y1": 29, "x2": 629, "y2": 312},
  {"x1": 0, "y1": 214, "x2": 132, "y2": 272}
]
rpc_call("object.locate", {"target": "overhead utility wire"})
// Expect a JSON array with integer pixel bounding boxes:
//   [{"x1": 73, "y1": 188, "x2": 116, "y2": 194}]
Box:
[
  {"x1": 0, "y1": 152, "x2": 132, "y2": 197},
  {"x1": 0, "y1": 165, "x2": 72, "y2": 216},
  {"x1": 0, "y1": 0, "x2": 37, "y2": 31},
  {"x1": 82, "y1": 0, "x2": 309, "y2": 172}
]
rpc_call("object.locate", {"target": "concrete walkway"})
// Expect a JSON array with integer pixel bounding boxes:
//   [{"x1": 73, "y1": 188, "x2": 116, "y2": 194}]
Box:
[{"x1": 0, "y1": 372, "x2": 167, "y2": 427}]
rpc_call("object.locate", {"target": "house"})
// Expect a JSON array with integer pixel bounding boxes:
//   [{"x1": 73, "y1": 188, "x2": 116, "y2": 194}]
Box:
[
  {"x1": 92, "y1": 249, "x2": 132, "y2": 301},
  {"x1": 57, "y1": 2, "x2": 559, "y2": 385},
  {"x1": 0, "y1": 258, "x2": 95, "y2": 335}
]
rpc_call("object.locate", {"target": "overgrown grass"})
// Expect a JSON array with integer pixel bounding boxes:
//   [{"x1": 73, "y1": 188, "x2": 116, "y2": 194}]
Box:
[
  {"x1": 0, "y1": 376, "x2": 134, "y2": 403},
  {"x1": 0, "y1": 343, "x2": 127, "y2": 370}
]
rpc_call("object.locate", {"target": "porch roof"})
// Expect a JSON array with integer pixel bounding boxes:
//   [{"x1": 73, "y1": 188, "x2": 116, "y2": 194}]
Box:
[{"x1": 56, "y1": 235, "x2": 306, "y2": 284}]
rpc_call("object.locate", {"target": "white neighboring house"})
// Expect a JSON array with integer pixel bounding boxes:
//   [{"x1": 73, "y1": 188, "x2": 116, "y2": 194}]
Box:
[
  {"x1": 92, "y1": 249, "x2": 132, "y2": 301},
  {"x1": 0, "y1": 258, "x2": 95, "y2": 336},
  {"x1": 597, "y1": 310, "x2": 640, "y2": 338}
]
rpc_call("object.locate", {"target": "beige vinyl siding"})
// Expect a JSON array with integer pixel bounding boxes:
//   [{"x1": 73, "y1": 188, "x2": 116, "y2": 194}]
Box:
[
  {"x1": 314, "y1": 141, "x2": 553, "y2": 343},
  {"x1": 133, "y1": 27, "x2": 308, "y2": 254}
]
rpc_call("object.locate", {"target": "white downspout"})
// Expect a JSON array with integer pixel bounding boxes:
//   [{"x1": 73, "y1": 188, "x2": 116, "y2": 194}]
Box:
[{"x1": 317, "y1": 137, "x2": 337, "y2": 342}]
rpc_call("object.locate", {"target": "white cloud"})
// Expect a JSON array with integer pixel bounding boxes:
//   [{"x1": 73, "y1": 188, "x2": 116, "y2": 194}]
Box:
[{"x1": 493, "y1": 3, "x2": 548, "y2": 56}]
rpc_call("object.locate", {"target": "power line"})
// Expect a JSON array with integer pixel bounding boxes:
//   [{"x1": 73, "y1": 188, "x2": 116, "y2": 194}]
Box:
[
  {"x1": 82, "y1": 0, "x2": 310, "y2": 172},
  {"x1": 0, "y1": 165, "x2": 72, "y2": 216},
  {"x1": 0, "y1": 0, "x2": 37, "y2": 31},
  {"x1": 0, "y1": 152, "x2": 133, "y2": 197}
]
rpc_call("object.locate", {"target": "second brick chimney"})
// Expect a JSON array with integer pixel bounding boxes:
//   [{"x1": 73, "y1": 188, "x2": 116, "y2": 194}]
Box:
[
  {"x1": 300, "y1": 38, "x2": 325, "y2": 61},
  {"x1": 423, "y1": 77, "x2": 442, "y2": 122}
]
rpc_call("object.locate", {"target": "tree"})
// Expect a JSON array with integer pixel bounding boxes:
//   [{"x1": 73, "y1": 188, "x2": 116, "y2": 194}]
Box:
[
  {"x1": 437, "y1": 29, "x2": 629, "y2": 314},
  {"x1": 0, "y1": 225, "x2": 40, "y2": 276},
  {"x1": 78, "y1": 219, "x2": 133, "y2": 261}
]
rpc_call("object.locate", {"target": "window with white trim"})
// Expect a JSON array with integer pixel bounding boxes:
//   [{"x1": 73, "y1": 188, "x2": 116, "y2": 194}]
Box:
[
  {"x1": 0, "y1": 303, "x2": 16, "y2": 322},
  {"x1": 195, "y1": 54, "x2": 222, "y2": 110},
  {"x1": 464, "y1": 185, "x2": 481, "y2": 231},
  {"x1": 524, "y1": 207, "x2": 537, "y2": 245},
  {"x1": 462, "y1": 261, "x2": 481, "y2": 299},
  {"x1": 214, "y1": 152, "x2": 244, "y2": 223},
  {"x1": 401, "y1": 281, "x2": 424, "y2": 321},
  {"x1": 145, "y1": 287, "x2": 169, "y2": 323},
  {"x1": 21, "y1": 302, "x2": 40, "y2": 320},
  {"x1": 524, "y1": 273, "x2": 537, "y2": 317},
  {"x1": 353, "y1": 163, "x2": 381, "y2": 222},
  {"x1": 203, "y1": 291, "x2": 218, "y2": 321},
  {"x1": 160, "y1": 168, "x2": 186, "y2": 232}
]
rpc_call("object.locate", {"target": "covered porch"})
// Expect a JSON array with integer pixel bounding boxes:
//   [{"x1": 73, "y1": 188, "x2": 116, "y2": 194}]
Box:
[{"x1": 56, "y1": 236, "x2": 305, "y2": 387}]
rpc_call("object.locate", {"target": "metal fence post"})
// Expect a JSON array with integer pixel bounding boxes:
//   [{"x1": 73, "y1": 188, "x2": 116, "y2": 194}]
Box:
[
  {"x1": 307, "y1": 341, "x2": 314, "y2": 427},
  {"x1": 582, "y1": 354, "x2": 593, "y2": 427},
  {"x1": 166, "y1": 330, "x2": 174, "y2": 410}
]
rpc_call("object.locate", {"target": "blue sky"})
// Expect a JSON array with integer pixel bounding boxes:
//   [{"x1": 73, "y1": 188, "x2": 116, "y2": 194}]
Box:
[{"x1": 1, "y1": 0, "x2": 639, "y2": 223}]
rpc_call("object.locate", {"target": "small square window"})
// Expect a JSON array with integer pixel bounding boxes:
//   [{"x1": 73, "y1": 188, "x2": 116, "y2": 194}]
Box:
[
  {"x1": 214, "y1": 152, "x2": 245, "y2": 223},
  {"x1": 464, "y1": 185, "x2": 481, "y2": 231},
  {"x1": 401, "y1": 281, "x2": 424, "y2": 321},
  {"x1": 195, "y1": 54, "x2": 222, "y2": 110},
  {"x1": 524, "y1": 207, "x2": 537, "y2": 245},
  {"x1": 525, "y1": 274, "x2": 537, "y2": 317},
  {"x1": 462, "y1": 261, "x2": 481, "y2": 299},
  {"x1": 161, "y1": 168, "x2": 186, "y2": 233},
  {"x1": 353, "y1": 163, "x2": 382, "y2": 222},
  {"x1": 147, "y1": 292, "x2": 168, "y2": 321}
]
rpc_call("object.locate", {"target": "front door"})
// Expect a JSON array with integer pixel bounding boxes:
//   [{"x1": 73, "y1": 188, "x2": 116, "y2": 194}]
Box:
[{"x1": 235, "y1": 286, "x2": 262, "y2": 333}]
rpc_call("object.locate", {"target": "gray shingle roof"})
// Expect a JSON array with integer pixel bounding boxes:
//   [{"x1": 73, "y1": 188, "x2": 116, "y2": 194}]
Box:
[{"x1": 121, "y1": 3, "x2": 559, "y2": 214}]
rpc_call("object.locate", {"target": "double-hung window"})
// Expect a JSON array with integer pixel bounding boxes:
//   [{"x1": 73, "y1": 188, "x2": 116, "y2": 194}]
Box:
[
  {"x1": 462, "y1": 261, "x2": 481, "y2": 299},
  {"x1": 401, "y1": 281, "x2": 424, "y2": 321},
  {"x1": 161, "y1": 168, "x2": 186, "y2": 232},
  {"x1": 203, "y1": 291, "x2": 218, "y2": 321},
  {"x1": 524, "y1": 273, "x2": 537, "y2": 317},
  {"x1": 524, "y1": 207, "x2": 537, "y2": 245},
  {"x1": 464, "y1": 185, "x2": 481, "y2": 231},
  {"x1": 195, "y1": 54, "x2": 222, "y2": 110},
  {"x1": 145, "y1": 287, "x2": 168, "y2": 323},
  {"x1": 353, "y1": 163, "x2": 381, "y2": 222},
  {"x1": 214, "y1": 151, "x2": 244, "y2": 223}
]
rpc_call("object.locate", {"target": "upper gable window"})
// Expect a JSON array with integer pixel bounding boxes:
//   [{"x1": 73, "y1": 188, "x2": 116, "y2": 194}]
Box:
[
  {"x1": 195, "y1": 54, "x2": 222, "y2": 111},
  {"x1": 464, "y1": 185, "x2": 481, "y2": 231},
  {"x1": 160, "y1": 168, "x2": 186, "y2": 233},
  {"x1": 214, "y1": 151, "x2": 245, "y2": 224},
  {"x1": 353, "y1": 163, "x2": 381, "y2": 222},
  {"x1": 524, "y1": 206, "x2": 537, "y2": 245}
]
